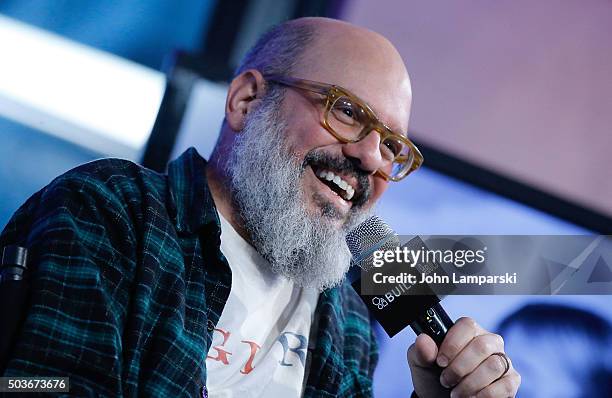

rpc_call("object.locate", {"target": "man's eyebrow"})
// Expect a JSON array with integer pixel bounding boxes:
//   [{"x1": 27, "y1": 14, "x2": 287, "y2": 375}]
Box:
[
  {"x1": 376, "y1": 111, "x2": 408, "y2": 137},
  {"x1": 345, "y1": 85, "x2": 407, "y2": 136},
  {"x1": 361, "y1": 98, "x2": 408, "y2": 136}
]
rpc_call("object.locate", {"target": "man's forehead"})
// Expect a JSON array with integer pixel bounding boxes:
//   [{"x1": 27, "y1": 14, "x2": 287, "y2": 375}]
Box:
[{"x1": 292, "y1": 22, "x2": 412, "y2": 133}]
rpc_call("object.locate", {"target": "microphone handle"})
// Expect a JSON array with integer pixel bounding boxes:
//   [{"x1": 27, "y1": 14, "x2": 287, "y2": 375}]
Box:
[
  {"x1": 0, "y1": 246, "x2": 29, "y2": 371},
  {"x1": 409, "y1": 302, "x2": 454, "y2": 346}
]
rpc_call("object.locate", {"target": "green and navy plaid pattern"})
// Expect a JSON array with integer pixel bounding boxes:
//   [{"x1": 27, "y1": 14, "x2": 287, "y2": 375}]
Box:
[{"x1": 0, "y1": 148, "x2": 378, "y2": 397}]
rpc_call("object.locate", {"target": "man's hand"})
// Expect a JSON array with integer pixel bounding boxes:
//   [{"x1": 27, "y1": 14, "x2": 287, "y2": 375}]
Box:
[{"x1": 407, "y1": 317, "x2": 520, "y2": 398}]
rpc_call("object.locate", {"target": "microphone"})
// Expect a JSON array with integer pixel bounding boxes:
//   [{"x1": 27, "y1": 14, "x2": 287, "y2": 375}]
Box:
[{"x1": 346, "y1": 216, "x2": 454, "y2": 345}]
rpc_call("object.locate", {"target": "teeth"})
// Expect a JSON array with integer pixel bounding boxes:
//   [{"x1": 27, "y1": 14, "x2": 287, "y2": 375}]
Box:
[
  {"x1": 316, "y1": 169, "x2": 356, "y2": 201},
  {"x1": 345, "y1": 185, "x2": 355, "y2": 200}
]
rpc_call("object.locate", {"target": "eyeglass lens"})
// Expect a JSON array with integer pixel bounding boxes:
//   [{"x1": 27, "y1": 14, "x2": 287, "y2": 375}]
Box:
[{"x1": 327, "y1": 96, "x2": 414, "y2": 178}]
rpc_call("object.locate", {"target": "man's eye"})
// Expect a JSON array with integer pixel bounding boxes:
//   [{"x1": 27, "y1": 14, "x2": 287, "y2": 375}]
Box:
[
  {"x1": 332, "y1": 98, "x2": 362, "y2": 125},
  {"x1": 335, "y1": 102, "x2": 356, "y2": 119},
  {"x1": 381, "y1": 139, "x2": 403, "y2": 158},
  {"x1": 340, "y1": 106, "x2": 354, "y2": 118}
]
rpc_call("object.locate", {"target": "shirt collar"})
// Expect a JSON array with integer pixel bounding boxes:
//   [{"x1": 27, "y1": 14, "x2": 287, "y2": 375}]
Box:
[{"x1": 167, "y1": 147, "x2": 220, "y2": 235}]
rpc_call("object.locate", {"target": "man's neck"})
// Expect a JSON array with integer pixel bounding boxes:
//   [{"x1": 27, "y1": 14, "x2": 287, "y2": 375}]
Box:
[{"x1": 205, "y1": 163, "x2": 253, "y2": 244}]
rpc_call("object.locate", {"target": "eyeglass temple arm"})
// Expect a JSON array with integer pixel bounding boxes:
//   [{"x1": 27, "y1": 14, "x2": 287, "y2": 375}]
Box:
[{"x1": 264, "y1": 74, "x2": 330, "y2": 96}]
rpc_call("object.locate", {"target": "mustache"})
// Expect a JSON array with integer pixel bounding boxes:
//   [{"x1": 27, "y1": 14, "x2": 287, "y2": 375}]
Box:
[{"x1": 302, "y1": 150, "x2": 371, "y2": 208}]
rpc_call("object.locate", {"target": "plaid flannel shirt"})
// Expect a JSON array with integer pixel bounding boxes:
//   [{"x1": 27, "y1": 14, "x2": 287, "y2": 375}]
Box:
[{"x1": 0, "y1": 148, "x2": 378, "y2": 397}]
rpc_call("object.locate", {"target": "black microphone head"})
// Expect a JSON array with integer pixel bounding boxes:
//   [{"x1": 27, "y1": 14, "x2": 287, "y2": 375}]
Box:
[{"x1": 346, "y1": 216, "x2": 401, "y2": 271}]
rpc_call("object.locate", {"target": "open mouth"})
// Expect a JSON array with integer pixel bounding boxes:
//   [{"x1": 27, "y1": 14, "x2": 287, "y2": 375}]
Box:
[{"x1": 312, "y1": 167, "x2": 356, "y2": 202}]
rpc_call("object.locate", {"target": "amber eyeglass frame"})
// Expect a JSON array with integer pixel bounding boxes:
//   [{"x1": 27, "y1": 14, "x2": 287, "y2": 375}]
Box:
[{"x1": 263, "y1": 74, "x2": 423, "y2": 182}]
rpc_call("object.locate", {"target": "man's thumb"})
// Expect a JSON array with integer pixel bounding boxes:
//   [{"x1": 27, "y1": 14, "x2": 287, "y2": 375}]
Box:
[{"x1": 407, "y1": 333, "x2": 438, "y2": 368}]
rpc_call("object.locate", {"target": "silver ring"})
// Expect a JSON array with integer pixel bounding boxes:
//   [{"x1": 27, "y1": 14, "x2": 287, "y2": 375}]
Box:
[{"x1": 491, "y1": 352, "x2": 510, "y2": 382}]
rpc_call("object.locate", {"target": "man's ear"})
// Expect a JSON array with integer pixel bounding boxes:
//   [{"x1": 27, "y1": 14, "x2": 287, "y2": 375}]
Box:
[{"x1": 225, "y1": 69, "x2": 267, "y2": 132}]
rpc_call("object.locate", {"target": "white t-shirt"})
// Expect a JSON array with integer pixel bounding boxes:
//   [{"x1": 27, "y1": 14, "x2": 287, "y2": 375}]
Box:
[{"x1": 205, "y1": 214, "x2": 319, "y2": 398}]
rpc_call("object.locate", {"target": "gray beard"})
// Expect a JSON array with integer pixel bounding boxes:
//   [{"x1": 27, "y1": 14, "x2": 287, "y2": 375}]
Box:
[{"x1": 226, "y1": 92, "x2": 372, "y2": 291}]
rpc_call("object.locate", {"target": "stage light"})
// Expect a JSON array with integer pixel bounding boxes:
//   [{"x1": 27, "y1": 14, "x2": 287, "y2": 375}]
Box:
[{"x1": 0, "y1": 15, "x2": 165, "y2": 159}]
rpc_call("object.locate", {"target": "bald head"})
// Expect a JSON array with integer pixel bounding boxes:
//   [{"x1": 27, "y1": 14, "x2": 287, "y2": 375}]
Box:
[
  {"x1": 233, "y1": 17, "x2": 412, "y2": 134},
  {"x1": 289, "y1": 17, "x2": 412, "y2": 133},
  {"x1": 288, "y1": 17, "x2": 407, "y2": 79}
]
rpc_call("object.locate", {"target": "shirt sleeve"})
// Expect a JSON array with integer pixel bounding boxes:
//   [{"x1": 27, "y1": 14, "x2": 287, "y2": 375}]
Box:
[
  {"x1": 368, "y1": 323, "x2": 379, "y2": 379},
  {"x1": 0, "y1": 169, "x2": 137, "y2": 396}
]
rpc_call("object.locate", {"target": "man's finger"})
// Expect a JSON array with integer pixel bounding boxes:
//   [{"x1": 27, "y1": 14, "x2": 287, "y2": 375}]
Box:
[
  {"x1": 407, "y1": 333, "x2": 438, "y2": 368},
  {"x1": 440, "y1": 333, "x2": 504, "y2": 388},
  {"x1": 451, "y1": 354, "x2": 513, "y2": 396},
  {"x1": 475, "y1": 370, "x2": 521, "y2": 398},
  {"x1": 437, "y1": 317, "x2": 484, "y2": 367}
]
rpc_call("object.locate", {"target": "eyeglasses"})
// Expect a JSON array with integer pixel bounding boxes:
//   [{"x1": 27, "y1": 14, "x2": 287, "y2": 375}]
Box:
[{"x1": 264, "y1": 74, "x2": 423, "y2": 182}]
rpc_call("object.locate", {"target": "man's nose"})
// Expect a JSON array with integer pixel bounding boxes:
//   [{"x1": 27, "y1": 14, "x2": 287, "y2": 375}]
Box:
[{"x1": 341, "y1": 130, "x2": 386, "y2": 174}]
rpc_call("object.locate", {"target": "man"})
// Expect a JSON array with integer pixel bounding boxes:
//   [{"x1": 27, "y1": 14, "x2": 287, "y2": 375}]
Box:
[{"x1": 0, "y1": 17, "x2": 520, "y2": 397}]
